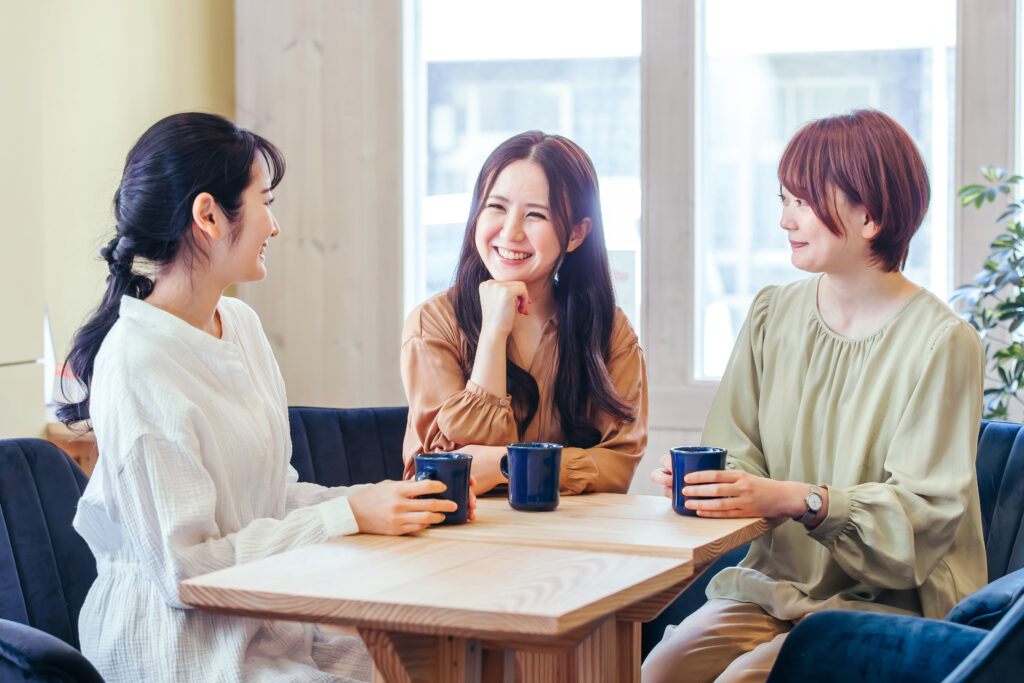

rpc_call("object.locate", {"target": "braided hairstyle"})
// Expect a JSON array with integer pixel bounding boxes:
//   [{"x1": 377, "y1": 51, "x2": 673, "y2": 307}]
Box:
[{"x1": 58, "y1": 112, "x2": 284, "y2": 426}]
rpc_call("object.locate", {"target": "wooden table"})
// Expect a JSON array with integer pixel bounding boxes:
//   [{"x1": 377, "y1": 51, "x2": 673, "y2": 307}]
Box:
[{"x1": 179, "y1": 494, "x2": 771, "y2": 682}]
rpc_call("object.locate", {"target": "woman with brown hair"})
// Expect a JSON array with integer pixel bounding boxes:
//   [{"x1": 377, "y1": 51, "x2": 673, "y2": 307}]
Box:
[
  {"x1": 644, "y1": 109, "x2": 986, "y2": 682},
  {"x1": 401, "y1": 131, "x2": 648, "y2": 494}
]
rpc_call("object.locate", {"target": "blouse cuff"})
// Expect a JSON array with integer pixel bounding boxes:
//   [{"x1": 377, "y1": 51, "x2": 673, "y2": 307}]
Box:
[
  {"x1": 808, "y1": 485, "x2": 852, "y2": 546},
  {"x1": 464, "y1": 380, "x2": 513, "y2": 408},
  {"x1": 314, "y1": 495, "x2": 360, "y2": 538},
  {"x1": 558, "y1": 447, "x2": 598, "y2": 495}
]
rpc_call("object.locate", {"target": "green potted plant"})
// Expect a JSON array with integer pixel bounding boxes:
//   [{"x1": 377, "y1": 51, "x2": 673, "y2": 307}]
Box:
[{"x1": 951, "y1": 166, "x2": 1024, "y2": 419}]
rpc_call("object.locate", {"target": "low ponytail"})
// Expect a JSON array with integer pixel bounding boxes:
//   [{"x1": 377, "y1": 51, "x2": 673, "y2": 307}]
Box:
[
  {"x1": 56, "y1": 236, "x2": 154, "y2": 425},
  {"x1": 57, "y1": 112, "x2": 284, "y2": 428}
]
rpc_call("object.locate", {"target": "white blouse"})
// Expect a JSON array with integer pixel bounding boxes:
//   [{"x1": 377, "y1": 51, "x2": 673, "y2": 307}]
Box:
[{"x1": 73, "y1": 296, "x2": 372, "y2": 682}]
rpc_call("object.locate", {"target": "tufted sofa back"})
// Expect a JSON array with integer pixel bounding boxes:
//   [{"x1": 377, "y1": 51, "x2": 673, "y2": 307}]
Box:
[
  {"x1": 0, "y1": 439, "x2": 96, "y2": 650},
  {"x1": 288, "y1": 406, "x2": 408, "y2": 487},
  {"x1": 976, "y1": 420, "x2": 1024, "y2": 581}
]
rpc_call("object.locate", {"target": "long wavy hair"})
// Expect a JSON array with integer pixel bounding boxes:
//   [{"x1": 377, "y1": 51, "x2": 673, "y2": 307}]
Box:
[
  {"x1": 57, "y1": 112, "x2": 285, "y2": 427},
  {"x1": 448, "y1": 131, "x2": 635, "y2": 446}
]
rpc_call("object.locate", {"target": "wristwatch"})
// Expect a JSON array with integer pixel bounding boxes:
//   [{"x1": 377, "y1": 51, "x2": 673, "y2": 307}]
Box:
[{"x1": 797, "y1": 485, "x2": 824, "y2": 525}]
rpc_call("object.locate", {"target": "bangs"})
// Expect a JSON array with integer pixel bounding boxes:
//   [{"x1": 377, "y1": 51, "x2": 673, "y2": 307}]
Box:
[
  {"x1": 255, "y1": 136, "x2": 286, "y2": 189},
  {"x1": 778, "y1": 125, "x2": 828, "y2": 209},
  {"x1": 777, "y1": 119, "x2": 845, "y2": 237}
]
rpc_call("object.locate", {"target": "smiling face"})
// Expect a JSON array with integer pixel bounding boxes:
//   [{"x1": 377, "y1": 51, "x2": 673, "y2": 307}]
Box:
[
  {"x1": 474, "y1": 160, "x2": 565, "y2": 291},
  {"x1": 224, "y1": 156, "x2": 280, "y2": 284},
  {"x1": 779, "y1": 184, "x2": 873, "y2": 275}
]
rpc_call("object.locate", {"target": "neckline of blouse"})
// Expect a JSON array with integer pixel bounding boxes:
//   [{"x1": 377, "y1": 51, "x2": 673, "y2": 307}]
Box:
[
  {"x1": 120, "y1": 295, "x2": 241, "y2": 357},
  {"x1": 808, "y1": 274, "x2": 928, "y2": 344}
]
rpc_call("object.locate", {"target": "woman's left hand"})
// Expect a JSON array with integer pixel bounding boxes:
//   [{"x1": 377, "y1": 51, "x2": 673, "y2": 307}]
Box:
[
  {"x1": 468, "y1": 475, "x2": 479, "y2": 521},
  {"x1": 680, "y1": 470, "x2": 810, "y2": 519},
  {"x1": 650, "y1": 453, "x2": 674, "y2": 499}
]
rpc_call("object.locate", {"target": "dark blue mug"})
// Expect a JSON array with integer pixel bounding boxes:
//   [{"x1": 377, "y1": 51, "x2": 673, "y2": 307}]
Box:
[
  {"x1": 500, "y1": 442, "x2": 562, "y2": 511},
  {"x1": 671, "y1": 447, "x2": 727, "y2": 516},
  {"x1": 414, "y1": 452, "x2": 472, "y2": 525}
]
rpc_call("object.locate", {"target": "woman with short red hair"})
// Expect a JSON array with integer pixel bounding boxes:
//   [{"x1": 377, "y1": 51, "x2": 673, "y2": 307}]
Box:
[{"x1": 644, "y1": 110, "x2": 986, "y2": 682}]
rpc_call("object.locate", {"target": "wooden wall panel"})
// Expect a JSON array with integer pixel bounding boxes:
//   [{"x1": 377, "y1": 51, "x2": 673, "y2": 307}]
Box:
[{"x1": 235, "y1": 0, "x2": 405, "y2": 408}]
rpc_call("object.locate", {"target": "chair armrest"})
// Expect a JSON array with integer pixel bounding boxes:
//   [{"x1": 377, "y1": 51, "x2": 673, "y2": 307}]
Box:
[
  {"x1": 0, "y1": 619, "x2": 104, "y2": 683},
  {"x1": 945, "y1": 567, "x2": 1024, "y2": 630},
  {"x1": 766, "y1": 610, "x2": 984, "y2": 683},
  {"x1": 944, "y1": 593, "x2": 1024, "y2": 682}
]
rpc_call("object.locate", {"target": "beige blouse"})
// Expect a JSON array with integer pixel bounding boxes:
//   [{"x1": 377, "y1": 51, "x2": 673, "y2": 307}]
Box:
[
  {"x1": 401, "y1": 290, "x2": 648, "y2": 494},
  {"x1": 704, "y1": 276, "x2": 986, "y2": 621}
]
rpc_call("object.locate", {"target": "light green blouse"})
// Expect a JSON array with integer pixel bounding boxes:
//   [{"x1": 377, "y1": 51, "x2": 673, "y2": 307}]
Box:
[{"x1": 704, "y1": 275, "x2": 986, "y2": 620}]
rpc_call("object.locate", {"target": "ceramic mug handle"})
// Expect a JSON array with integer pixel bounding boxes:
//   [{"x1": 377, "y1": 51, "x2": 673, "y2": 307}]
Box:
[{"x1": 499, "y1": 453, "x2": 510, "y2": 479}]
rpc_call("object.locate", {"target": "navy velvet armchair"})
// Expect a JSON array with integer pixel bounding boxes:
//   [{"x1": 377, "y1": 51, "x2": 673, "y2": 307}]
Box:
[{"x1": 0, "y1": 438, "x2": 103, "y2": 682}]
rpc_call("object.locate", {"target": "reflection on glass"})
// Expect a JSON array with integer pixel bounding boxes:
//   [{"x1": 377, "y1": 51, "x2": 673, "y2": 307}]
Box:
[
  {"x1": 408, "y1": 0, "x2": 642, "y2": 329},
  {"x1": 696, "y1": 0, "x2": 956, "y2": 378}
]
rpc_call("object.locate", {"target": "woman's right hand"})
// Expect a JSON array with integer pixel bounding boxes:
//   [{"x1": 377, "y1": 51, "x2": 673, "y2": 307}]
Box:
[
  {"x1": 348, "y1": 479, "x2": 456, "y2": 535},
  {"x1": 478, "y1": 279, "x2": 530, "y2": 339},
  {"x1": 650, "y1": 452, "x2": 673, "y2": 499},
  {"x1": 444, "y1": 444, "x2": 508, "y2": 495}
]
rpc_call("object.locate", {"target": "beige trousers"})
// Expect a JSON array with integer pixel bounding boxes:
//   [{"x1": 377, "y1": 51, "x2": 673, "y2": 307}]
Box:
[{"x1": 641, "y1": 599, "x2": 795, "y2": 683}]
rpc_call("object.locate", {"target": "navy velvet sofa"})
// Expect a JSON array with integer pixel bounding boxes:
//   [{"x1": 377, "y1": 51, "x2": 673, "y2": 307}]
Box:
[{"x1": 4, "y1": 411, "x2": 1021, "y2": 681}]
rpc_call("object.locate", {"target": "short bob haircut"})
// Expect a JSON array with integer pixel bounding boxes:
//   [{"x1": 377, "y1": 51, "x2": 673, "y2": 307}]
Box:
[{"x1": 777, "y1": 109, "x2": 930, "y2": 273}]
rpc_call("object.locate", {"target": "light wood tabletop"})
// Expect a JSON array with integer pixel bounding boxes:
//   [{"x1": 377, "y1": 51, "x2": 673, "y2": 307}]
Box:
[
  {"x1": 179, "y1": 534, "x2": 690, "y2": 640},
  {"x1": 179, "y1": 493, "x2": 772, "y2": 682},
  {"x1": 418, "y1": 492, "x2": 773, "y2": 565}
]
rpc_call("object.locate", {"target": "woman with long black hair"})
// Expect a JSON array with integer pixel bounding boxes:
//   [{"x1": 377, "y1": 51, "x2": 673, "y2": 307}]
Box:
[
  {"x1": 401, "y1": 131, "x2": 648, "y2": 494},
  {"x1": 63, "y1": 112, "x2": 456, "y2": 682}
]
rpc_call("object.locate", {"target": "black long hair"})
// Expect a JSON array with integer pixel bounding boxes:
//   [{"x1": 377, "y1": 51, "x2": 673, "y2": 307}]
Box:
[
  {"x1": 449, "y1": 131, "x2": 635, "y2": 446},
  {"x1": 57, "y1": 112, "x2": 285, "y2": 426}
]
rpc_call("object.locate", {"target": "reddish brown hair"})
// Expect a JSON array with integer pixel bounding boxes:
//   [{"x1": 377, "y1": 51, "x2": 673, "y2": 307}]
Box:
[{"x1": 777, "y1": 109, "x2": 930, "y2": 272}]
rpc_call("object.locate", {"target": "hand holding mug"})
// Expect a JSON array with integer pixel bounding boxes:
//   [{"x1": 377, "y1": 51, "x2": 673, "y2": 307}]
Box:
[
  {"x1": 348, "y1": 479, "x2": 457, "y2": 535},
  {"x1": 651, "y1": 452, "x2": 674, "y2": 498},
  {"x1": 414, "y1": 452, "x2": 473, "y2": 525},
  {"x1": 669, "y1": 447, "x2": 727, "y2": 516},
  {"x1": 681, "y1": 470, "x2": 822, "y2": 520}
]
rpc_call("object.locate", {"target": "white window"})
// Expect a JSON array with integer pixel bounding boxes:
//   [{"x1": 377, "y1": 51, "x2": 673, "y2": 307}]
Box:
[
  {"x1": 1020, "y1": 0, "x2": 1024, "y2": 172},
  {"x1": 404, "y1": 0, "x2": 1022, "y2": 440},
  {"x1": 404, "y1": 0, "x2": 642, "y2": 328},
  {"x1": 695, "y1": 0, "x2": 956, "y2": 378}
]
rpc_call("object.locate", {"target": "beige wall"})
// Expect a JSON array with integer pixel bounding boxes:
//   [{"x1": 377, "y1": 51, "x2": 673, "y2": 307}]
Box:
[
  {"x1": 0, "y1": 0, "x2": 235, "y2": 437},
  {"x1": 0, "y1": 3, "x2": 45, "y2": 437}
]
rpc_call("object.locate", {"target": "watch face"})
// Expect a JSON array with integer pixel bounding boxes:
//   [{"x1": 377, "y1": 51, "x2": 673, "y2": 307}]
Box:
[{"x1": 807, "y1": 492, "x2": 823, "y2": 512}]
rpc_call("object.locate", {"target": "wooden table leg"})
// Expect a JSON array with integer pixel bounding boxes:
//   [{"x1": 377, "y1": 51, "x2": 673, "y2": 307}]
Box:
[
  {"x1": 358, "y1": 629, "x2": 481, "y2": 683},
  {"x1": 515, "y1": 616, "x2": 618, "y2": 682},
  {"x1": 616, "y1": 620, "x2": 641, "y2": 683},
  {"x1": 481, "y1": 648, "x2": 516, "y2": 682}
]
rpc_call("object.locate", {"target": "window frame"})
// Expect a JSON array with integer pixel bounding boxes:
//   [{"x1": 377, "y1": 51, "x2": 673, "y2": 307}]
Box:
[{"x1": 641, "y1": 0, "x2": 1022, "y2": 430}]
